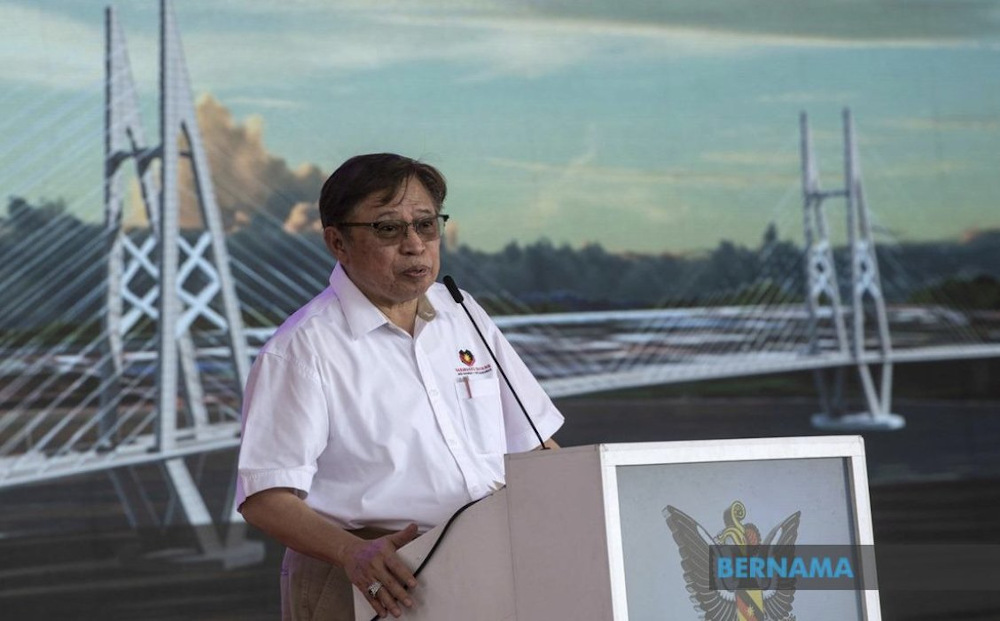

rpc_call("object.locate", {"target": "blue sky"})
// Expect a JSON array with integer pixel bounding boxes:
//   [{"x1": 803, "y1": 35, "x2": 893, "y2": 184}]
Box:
[{"x1": 2, "y1": 0, "x2": 999, "y2": 253}]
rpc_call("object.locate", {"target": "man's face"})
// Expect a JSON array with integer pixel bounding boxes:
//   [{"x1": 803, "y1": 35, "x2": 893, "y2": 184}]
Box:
[{"x1": 324, "y1": 177, "x2": 441, "y2": 311}]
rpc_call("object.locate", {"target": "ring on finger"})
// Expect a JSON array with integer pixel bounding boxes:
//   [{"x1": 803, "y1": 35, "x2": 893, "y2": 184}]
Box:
[{"x1": 367, "y1": 580, "x2": 383, "y2": 598}]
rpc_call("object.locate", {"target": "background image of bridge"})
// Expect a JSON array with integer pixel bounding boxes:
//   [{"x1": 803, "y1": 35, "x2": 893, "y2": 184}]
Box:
[{"x1": 1, "y1": 1, "x2": 999, "y2": 619}]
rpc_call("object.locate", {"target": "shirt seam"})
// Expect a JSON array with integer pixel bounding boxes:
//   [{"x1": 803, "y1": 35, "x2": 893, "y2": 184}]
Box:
[
  {"x1": 242, "y1": 466, "x2": 315, "y2": 479},
  {"x1": 256, "y1": 350, "x2": 323, "y2": 383}
]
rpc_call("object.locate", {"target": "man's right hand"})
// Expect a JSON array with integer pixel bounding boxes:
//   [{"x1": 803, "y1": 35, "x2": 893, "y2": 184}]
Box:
[{"x1": 341, "y1": 524, "x2": 420, "y2": 618}]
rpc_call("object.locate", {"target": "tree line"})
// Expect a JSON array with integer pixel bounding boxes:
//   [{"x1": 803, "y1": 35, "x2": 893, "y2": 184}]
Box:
[{"x1": 1, "y1": 196, "x2": 998, "y2": 335}]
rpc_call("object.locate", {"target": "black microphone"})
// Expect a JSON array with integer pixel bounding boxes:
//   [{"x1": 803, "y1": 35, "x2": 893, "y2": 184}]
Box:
[{"x1": 442, "y1": 275, "x2": 549, "y2": 450}]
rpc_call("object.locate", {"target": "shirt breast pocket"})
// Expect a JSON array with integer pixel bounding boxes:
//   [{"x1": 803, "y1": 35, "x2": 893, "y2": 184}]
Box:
[{"x1": 454, "y1": 376, "x2": 505, "y2": 456}]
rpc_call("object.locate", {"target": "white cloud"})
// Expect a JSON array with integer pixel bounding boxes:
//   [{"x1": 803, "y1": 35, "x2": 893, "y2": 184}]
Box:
[
  {"x1": 178, "y1": 7, "x2": 985, "y2": 92},
  {"x1": 198, "y1": 0, "x2": 515, "y2": 16},
  {"x1": 178, "y1": 11, "x2": 644, "y2": 88},
  {"x1": 488, "y1": 156, "x2": 792, "y2": 190},
  {"x1": 5, "y1": 1, "x2": 986, "y2": 97},
  {"x1": 188, "y1": 0, "x2": 1000, "y2": 49},
  {"x1": 507, "y1": 0, "x2": 1000, "y2": 45},
  {"x1": 882, "y1": 116, "x2": 1000, "y2": 133}
]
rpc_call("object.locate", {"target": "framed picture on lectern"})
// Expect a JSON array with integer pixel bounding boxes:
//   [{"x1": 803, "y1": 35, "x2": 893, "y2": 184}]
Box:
[{"x1": 601, "y1": 436, "x2": 880, "y2": 621}]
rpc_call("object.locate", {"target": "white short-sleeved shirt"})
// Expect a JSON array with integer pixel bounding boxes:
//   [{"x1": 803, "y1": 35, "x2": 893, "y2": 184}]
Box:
[{"x1": 236, "y1": 263, "x2": 564, "y2": 531}]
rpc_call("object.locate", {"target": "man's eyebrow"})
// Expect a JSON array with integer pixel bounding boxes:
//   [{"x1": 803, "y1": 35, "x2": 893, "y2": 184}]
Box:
[
  {"x1": 372, "y1": 204, "x2": 435, "y2": 216},
  {"x1": 368, "y1": 204, "x2": 402, "y2": 216}
]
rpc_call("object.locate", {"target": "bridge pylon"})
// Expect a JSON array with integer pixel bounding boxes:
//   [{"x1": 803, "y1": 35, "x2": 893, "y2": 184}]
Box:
[
  {"x1": 800, "y1": 109, "x2": 904, "y2": 431},
  {"x1": 100, "y1": 0, "x2": 261, "y2": 566}
]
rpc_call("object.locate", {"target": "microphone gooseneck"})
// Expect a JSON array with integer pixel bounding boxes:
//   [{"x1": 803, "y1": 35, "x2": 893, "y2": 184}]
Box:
[
  {"x1": 442, "y1": 275, "x2": 464, "y2": 303},
  {"x1": 442, "y1": 274, "x2": 548, "y2": 450}
]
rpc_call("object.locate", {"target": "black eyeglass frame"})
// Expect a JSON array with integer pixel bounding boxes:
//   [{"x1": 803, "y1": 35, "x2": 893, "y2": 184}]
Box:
[{"x1": 337, "y1": 214, "x2": 450, "y2": 242}]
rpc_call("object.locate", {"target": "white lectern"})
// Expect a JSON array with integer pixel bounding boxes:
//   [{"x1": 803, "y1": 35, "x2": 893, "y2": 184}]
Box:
[{"x1": 355, "y1": 436, "x2": 881, "y2": 621}]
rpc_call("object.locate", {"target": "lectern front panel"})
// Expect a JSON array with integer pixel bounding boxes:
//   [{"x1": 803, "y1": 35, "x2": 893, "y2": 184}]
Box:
[
  {"x1": 598, "y1": 437, "x2": 880, "y2": 621},
  {"x1": 616, "y1": 457, "x2": 865, "y2": 620}
]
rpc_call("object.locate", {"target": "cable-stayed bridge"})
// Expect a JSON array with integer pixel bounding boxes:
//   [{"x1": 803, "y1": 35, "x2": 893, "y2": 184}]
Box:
[{"x1": 1, "y1": 0, "x2": 998, "y2": 564}]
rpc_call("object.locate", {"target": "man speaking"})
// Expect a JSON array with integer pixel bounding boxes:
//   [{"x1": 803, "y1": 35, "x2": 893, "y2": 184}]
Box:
[{"x1": 236, "y1": 153, "x2": 564, "y2": 620}]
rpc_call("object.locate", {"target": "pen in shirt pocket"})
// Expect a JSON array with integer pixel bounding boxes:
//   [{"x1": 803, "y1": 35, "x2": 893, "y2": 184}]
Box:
[{"x1": 462, "y1": 376, "x2": 472, "y2": 398}]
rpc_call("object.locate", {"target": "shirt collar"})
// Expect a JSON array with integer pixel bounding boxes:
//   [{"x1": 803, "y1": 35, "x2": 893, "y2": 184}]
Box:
[
  {"x1": 416, "y1": 295, "x2": 437, "y2": 322},
  {"x1": 329, "y1": 263, "x2": 440, "y2": 339}
]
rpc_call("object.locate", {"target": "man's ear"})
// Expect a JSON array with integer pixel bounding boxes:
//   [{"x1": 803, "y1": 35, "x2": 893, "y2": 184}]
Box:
[{"x1": 323, "y1": 226, "x2": 349, "y2": 264}]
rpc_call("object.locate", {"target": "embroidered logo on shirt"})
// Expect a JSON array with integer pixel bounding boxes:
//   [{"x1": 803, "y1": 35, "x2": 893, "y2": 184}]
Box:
[
  {"x1": 459, "y1": 350, "x2": 475, "y2": 366},
  {"x1": 455, "y1": 349, "x2": 492, "y2": 377}
]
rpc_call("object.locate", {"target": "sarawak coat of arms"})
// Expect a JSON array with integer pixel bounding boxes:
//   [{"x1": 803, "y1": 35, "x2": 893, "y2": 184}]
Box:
[{"x1": 663, "y1": 500, "x2": 801, "y2": 621}]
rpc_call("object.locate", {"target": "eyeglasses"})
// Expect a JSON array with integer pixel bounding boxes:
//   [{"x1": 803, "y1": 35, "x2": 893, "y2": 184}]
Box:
[{"x1": 338, "y1": 214, "x2": 449, "y2": 242}]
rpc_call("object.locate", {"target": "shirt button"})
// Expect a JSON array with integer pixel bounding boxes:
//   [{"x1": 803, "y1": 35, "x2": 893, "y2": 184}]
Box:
[{"x1": 429, "y1": 388, "x2": 439, "y2": 397}]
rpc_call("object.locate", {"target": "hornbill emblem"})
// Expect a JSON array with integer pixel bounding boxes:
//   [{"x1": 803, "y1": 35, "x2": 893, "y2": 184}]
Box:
[{"x1": 663, "y1": 501, "x2": 801, "y2": 621}]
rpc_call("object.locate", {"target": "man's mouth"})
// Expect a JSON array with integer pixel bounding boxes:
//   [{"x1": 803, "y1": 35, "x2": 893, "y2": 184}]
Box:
[{"x1": 401, "y1": 266, "x2": 430, "y2": 278}]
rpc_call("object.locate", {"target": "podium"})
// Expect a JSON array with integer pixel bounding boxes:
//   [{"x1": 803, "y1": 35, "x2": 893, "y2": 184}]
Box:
[{"x1": 355, "y1": 436, "x2": 882, "y2": 620}]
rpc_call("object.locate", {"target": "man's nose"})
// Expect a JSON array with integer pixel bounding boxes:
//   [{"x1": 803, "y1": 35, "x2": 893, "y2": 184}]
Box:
[{"x1": 398, "y1": 225, "x2": 426, "y2": 252}]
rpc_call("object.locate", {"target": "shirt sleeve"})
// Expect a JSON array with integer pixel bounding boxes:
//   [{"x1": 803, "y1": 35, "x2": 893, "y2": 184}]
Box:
[
  {"x1": 235, "y1": 350, "x2": 330, "y2": 509},
  {"x1": 464, "y1": 294, "x2": 565, "y2": 453}
]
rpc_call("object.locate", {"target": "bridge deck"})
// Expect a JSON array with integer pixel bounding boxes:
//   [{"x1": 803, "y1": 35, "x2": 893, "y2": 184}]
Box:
[{"x1": 1, "y1": 304, "x2": 997, "y2": 489}]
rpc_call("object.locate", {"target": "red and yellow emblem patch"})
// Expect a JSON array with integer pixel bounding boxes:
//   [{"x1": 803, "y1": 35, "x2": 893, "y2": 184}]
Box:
[{"x1": 459, "y1": 350, "x2": 475, "y2": 366}]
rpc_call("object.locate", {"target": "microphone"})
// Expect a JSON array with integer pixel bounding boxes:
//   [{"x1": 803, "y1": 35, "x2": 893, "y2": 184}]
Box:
[{"x1": 442, "y1": 275, "x2": 549, "y2": 450}]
